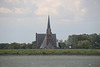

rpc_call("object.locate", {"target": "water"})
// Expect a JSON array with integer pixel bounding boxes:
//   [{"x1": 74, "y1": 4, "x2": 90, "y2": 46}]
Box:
[{"x1": 0, "y1": 55, "x2": 100, "y2": 67}]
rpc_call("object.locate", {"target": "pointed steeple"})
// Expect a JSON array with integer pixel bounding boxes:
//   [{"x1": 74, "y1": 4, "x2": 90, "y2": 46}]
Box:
[
  {"x1": 39, "y1": 15, "x2": 56, "y2": 49},
  {"x1": 47, "y1": 15, "x2": 51, "y2": 29}
]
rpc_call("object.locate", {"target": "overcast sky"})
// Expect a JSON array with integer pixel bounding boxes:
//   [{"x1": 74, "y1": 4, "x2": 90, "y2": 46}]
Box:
[{"x1": 0, "y1": 0, "x2": 100, "y2": 43}]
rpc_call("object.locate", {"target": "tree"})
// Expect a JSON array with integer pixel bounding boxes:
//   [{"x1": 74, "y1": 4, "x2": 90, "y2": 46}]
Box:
[
  {"x1": 89, "y1": 33, "x2": 100, "y2": 49},
  {"x1": 8, "y1": 42, "x2": 20, "y2": 49},
  {"x1": 32, "y1": 41, "x2": 36, "y2": 49},
  {"x1": 58, "y1": 40, "x2": 67, "y2": 49},
  {"x1": 0, "y1": 43, "x2": 9, "y2": 49},
  {"x1": 20, "y1": 43, "x2": 27, "y2": 49},
  {"x1": 77, "y1": 40, "x2": 92, "y2": 49},
  {"x1": 66, "y1": 33, "x2": 100, "y2": 49}
]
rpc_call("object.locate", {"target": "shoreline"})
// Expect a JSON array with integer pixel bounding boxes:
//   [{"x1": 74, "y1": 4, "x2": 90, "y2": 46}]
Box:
[{"x1": 0, "y1": 54, "x2": 100, "y2": 56}]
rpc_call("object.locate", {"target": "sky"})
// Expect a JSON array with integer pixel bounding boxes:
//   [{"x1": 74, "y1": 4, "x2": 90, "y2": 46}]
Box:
[{"x1": 0, "y1": 0, "x2": 100, "y2": 43}]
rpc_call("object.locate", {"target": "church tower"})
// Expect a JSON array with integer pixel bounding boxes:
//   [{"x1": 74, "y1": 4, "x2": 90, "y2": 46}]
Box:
[
  {"x1": 40, "y1": 16, "x2": 55, "y2": 49},
  {"x1": 46, "y1": 16, "x2": 52, "y2": 46},
  {"x1": 36, "y1": 15, "x2": 56, "y2": 49}
]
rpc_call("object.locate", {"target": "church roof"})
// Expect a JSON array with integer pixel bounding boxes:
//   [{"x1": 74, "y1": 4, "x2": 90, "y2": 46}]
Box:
[{"x1": 36, "y1": 34, "x2": 56, "y2": 48}]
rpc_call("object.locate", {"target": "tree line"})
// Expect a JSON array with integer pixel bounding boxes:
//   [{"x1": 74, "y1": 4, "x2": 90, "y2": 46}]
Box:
[
  {"x1": 58, "y1": 33, "x2": 100, "y2": 49},
  {"x1": 0, "y1": 33, "x2": 100, "y2": 49},
  {"x1": 0, "y1": 41, "x2": 36, "y2": 49}
]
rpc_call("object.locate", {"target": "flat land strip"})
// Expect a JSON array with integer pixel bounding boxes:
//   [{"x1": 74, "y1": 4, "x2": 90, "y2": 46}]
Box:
[{"x1": 0, "y1": 49, "x2": 100, "y2": 55}]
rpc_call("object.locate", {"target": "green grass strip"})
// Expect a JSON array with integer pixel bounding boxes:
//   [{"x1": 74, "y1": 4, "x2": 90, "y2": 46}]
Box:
[{"x1": 0, "y1": 49, "x2": 100, "y2": 55}]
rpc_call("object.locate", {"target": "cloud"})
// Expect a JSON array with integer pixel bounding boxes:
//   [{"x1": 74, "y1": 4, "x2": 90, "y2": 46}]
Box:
[
  {"x1": 33, "y1": 0, "x2": 61, "y2": 15},
  {"x1": 1, "y1": 0, "x2": 88, "y2": 22},
  {"x1": 75, "y1": 0, "x2": 81, "y2": 9},
  {"x1": 13, "y1": 7, "x2": 31, "y2": 14},
  {"x1": 81, "y1": 8, "x2": 87, "y2": 13},
  {"x1": 33, "y1": 0, "x2": 82, "y2": 16},
  {"x1": 34, "y1": 7, "x2": 57, "y2": 15},
  {"x1": 31, "y1": 0, "x2": 86, "y2": 22},
  {"x1": 3, "y1": 0, "x2": 83, "y2": 16},
  {"x1": 81, "y1": 8, "x2": 87, "y2": 16},
  {"x1": 0, "y1": 8, "x2": 13, "y2": 13},
  {"x1": 0, "y1": 7, "x2": 31, "y2": 14},
  {"x1": 4, "y1": 0, "x2": 20, "y2": 4}
]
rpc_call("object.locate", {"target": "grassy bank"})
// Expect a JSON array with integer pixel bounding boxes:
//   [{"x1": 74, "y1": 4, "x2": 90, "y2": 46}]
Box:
[{"x1": 0, "y1": 49, "x2": 100, "y2": 55}]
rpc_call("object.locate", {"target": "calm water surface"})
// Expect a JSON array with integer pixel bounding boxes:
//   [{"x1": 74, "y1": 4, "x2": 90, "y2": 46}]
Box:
[{"x1": 0, "y1": 55, "x2": 100, "y2": 67}]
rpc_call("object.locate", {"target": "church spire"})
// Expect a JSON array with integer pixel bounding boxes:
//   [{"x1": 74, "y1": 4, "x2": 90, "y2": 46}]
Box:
[{"x1": 47, "y1": 15, "x2": 51, "y2": 29}]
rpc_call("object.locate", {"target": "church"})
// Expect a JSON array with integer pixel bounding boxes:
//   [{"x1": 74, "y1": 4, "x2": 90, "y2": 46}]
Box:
[{"x1": 36, "y1": 16, "x2": 57, "y2": 49}]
